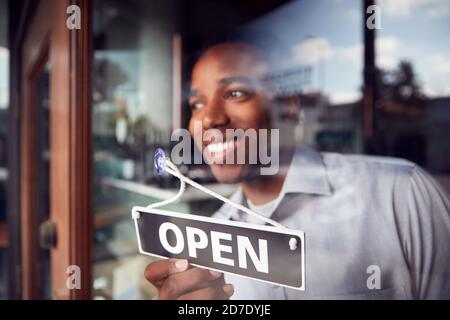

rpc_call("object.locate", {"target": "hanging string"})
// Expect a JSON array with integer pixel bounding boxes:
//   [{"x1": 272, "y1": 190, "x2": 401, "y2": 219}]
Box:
[
  {"x1": 144, "y1": 152, "x2": 285, "y2": 229},
  {"x1": 146, "y1": 161, "x2": 186, "y2": 209}
]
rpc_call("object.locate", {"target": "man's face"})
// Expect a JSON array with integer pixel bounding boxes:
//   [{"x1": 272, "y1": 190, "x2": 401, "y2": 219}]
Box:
[{"x1": 188, "y1": 43, "x2": 272, "y2": 183}]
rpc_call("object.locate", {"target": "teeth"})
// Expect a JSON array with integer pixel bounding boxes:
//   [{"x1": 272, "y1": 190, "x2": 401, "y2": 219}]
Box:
[{"x1": 207, "y1": 140, "x2": 234, "y2": 153}]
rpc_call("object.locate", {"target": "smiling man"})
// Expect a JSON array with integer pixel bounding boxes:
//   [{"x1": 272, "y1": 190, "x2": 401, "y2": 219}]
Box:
[{"x1": 144, "y1": 40, "x2": 450, "y2": 300}]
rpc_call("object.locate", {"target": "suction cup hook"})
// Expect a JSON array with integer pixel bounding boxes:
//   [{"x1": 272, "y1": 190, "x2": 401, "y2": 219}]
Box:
[
  {"x1": 289, "y1": 237, "x2": 298, "y2": 251},
  {"x1": 154, "y1": 148, "x2": 166, "y2": 176}
]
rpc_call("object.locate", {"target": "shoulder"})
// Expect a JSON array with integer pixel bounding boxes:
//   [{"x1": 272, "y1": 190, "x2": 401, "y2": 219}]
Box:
[
  {"x1": 320, "y1": 152, "x2": 449, "y2": 221},
  {"x1": 321, "y1": 152, "x2": 417, "y2": 181}
]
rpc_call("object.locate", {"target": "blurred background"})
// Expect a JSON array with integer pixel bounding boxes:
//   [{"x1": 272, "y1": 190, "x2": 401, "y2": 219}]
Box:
[{"x1": 0, "y1": 0, "x2": 449, "y2": 299}]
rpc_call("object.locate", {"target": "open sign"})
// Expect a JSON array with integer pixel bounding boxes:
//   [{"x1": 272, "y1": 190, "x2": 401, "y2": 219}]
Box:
[{"x1": 132, "y1": 206, "x2": 305, "y2": 290}]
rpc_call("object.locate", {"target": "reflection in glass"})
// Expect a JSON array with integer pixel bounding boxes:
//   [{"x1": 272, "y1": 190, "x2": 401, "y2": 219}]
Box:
[
  {"x1": 377, "y1": 0, "x2": 450, "y2": 197},
  {"x1": 92, "y1": 0, "x2": 179, "y2": 300},
  {"x1": 90, "y1": 0, "x2": 450, "y2": 299},
  {"x1": 90, "y1": 0, "x2": 363, "y2": 299}
]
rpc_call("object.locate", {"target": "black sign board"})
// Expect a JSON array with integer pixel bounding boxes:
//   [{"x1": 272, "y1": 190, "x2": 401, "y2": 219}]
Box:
[{"x1": 132, "y1": 206, "x2": 305, "y2": 290}]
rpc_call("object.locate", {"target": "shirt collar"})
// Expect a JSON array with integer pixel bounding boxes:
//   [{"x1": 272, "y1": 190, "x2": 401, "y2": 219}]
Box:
[
  {"x1": 214, "y1": 187, "x2": 244, "y2": 220},
  {"x1": 282, "y1": 145, "x2": 332, "y2": 196},
  {"x1": 214, "y1": 146, "x2": 332, "y2": 221}
]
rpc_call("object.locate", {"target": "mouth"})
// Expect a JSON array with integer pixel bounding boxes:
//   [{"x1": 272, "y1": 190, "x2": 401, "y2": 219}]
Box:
[{"x1": 204, "y1": 138, "x2": 240, "y2": 164}]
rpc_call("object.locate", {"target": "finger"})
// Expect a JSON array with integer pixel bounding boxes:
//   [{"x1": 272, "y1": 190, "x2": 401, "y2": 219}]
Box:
[
  {"x1": 159, "y1": 267, "x2": 224, "y2": 300},
  {"x1": 177, "y1": 283, "x2": 234, "y2": 300},
  {"x1": 144, "y1": 259, "x2": 188, "y2": 289}
]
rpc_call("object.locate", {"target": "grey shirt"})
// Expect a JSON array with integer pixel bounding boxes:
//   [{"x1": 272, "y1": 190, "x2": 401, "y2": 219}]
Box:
[{"x1": 213, "y1": 147, "x2": 450, "y2": 299}]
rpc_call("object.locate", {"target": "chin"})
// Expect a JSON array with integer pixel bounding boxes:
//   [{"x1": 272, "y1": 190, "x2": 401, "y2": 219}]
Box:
[
  {"x1": 210, "y1": 164, "x2": 261, "y2": 184},
  {"x1": 210, "y1": 164, "x2": 247, "y2": 184}
]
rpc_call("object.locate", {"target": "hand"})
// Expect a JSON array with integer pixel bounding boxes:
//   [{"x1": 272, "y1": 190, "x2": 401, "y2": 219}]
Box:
[{"x1": 144, "y1": 258, "x2": 235, "y2": 300}]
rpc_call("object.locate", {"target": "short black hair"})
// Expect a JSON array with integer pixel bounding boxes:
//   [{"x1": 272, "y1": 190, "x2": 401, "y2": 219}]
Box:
[{"x1": 186, "y1": 28, "x2": 290, "y2": 77}]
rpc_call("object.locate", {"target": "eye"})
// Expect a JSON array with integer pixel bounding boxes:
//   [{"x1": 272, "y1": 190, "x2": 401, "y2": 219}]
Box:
[
  {"x1": 225, "y1": 89, "x2": 249, "y2": 100},
  {"x1": 189, "y1": 101, "x2": 205, "y2": 111}
]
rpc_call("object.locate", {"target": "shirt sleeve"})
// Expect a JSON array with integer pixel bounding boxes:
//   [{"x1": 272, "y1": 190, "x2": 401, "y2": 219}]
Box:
[{"x1": 395, "y1": 166, "x2": 450, "y2": 299}]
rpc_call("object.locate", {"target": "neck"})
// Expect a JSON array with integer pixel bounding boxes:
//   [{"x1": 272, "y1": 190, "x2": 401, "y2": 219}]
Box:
[
  {"x1": 241, "y1": 174, "x2": 285, "y2": 205},
  {"x1": 240, "y1": 147, "x2": 295, "y2": 205}
]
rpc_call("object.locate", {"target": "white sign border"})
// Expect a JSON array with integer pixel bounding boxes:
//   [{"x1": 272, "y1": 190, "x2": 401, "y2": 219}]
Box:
[{"x1": 132, "y1": 206, "x2": 305, "y2": 291}]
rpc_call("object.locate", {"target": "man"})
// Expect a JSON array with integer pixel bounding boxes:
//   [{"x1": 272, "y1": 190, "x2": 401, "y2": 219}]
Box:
[{"x1": 144, "y1": 41, "x2": 450, "y2": 299}]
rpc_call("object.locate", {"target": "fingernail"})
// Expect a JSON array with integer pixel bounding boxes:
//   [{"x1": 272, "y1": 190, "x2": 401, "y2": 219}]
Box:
[
  {"x1": 223, "y1": 284, "x2": 234, "y2": 296},
  {"x1": 209, "y1": 270, "x2": 222, "y2": 278},
  {"x1": 174, "y1": 259, "x2": 188, "y2": 271}
]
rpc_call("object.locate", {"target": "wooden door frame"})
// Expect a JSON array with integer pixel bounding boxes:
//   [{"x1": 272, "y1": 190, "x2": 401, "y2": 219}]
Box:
[
  {"x1": 19, "y1": 0, "x2": 91, "y2": 299},
  {"x1": 68, "y1": 0, "x2": 92, "y2": 301}
]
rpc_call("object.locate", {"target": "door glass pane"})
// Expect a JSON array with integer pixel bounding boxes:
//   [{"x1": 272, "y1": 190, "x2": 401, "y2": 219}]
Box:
[
  {"x1": 92, "y1": 0, "x2": 180, "y2": 300},
  {"x1": 92, "y1": 0, "x2": 363, "y2": 300},
  {"x1": 0, "y1": 0, "x2": 8, "y2": 299}
]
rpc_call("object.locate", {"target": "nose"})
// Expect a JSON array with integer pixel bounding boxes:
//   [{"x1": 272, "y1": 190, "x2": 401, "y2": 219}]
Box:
[{"x1": 202, "y1": 98, "x2": 229, "y2": 130}]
